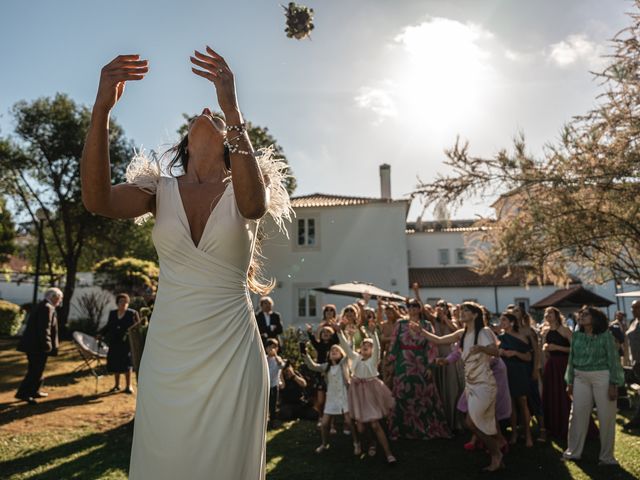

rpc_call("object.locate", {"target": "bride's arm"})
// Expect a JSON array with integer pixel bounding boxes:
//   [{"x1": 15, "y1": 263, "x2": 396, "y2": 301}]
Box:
[
  {"x1": 81, "y1": 54, "x2": 154, "y2": 219},
  {"x1": 190, "y1": 46, "x2": 268, "y2": 220}
]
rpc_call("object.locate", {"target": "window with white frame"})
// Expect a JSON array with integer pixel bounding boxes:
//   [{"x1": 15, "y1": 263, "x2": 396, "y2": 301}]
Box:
[
  {"x1": 438, "y1": 249, "x2": 450, "y2": 265},
  {"x1": 297, "y1": 287, "x2": 318, "y2": 318},
  {"x1": 456, "y1": 248, "x2": 467, "y2": 265},
  {"x1": 297, "y1": 218, "x2": 317, "y2": 247}
]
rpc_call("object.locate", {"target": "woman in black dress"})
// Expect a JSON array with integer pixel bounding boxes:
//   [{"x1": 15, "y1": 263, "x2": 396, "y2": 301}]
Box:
[
  {"x1": 99, "y1": 293, "x2": 140, "y2": 393},
  {"x1": 498, "y1": 312, "x2": 534, "y2": 447}
]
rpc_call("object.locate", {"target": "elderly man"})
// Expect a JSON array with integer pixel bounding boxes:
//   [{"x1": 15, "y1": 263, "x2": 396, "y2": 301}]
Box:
[
  {"x1": 255, "y1": 296, "x2": 283, "y2": 345},
  {"x1": 15, "y1": 287, "x2": 63, "y2": 405},
  {"x1": 624, "y1": 300, "x2": 640, "y2": 430}
]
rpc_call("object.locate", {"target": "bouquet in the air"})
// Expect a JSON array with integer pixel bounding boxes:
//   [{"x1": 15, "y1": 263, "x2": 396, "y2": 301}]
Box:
[{"x1": 283, "y1": 2, "x2": 314, "y2": 40}]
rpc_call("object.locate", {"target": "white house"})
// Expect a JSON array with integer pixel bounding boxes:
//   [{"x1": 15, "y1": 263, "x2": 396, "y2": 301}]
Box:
[
  {"x1": 261, "y1": 165, "x2": 634, "y2": 329},
  {"x1": 260, "y1": 165, "x2": 410, "y2": 327}
]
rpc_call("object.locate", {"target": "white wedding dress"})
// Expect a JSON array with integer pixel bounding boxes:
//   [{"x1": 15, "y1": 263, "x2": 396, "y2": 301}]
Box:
[{"x1": 125, "y1": 148, "x2": 291, "y2": 480}]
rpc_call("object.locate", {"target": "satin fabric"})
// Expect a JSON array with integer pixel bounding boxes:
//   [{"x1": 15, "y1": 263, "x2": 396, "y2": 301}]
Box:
[{"x1": 129, "y1": 177, "x2": 268, "y2": 480}]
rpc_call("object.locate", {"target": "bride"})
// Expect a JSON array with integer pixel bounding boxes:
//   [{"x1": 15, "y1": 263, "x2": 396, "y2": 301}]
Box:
[{"x1": 81, "y1": 47, "x2": 291, "y2": 479}]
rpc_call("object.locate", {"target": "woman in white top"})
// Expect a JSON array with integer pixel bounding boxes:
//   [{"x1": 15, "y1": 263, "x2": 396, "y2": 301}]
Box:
[
  {"x1": 413, "y1": 302, "x2": 504, "y2": 473},
  {"x1": 338, "y1": 325, "x2": 396, "y2": 464},
  {"x1": 303, "y1": 344, "x2": 355, "y2": 453}
]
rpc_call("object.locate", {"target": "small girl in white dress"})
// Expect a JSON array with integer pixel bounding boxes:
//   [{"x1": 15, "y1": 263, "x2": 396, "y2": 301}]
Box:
[{"x1": 304, "y1": 344, "x2": 356, "y2": 453}]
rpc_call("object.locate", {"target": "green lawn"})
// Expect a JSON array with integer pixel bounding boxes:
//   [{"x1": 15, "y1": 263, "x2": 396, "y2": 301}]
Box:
[
  {"x1": 1, "y1": 417, "x2": 639, "y2": 479},
  {"x1": 1, "y1": 337, "x2": 639, "y2": 479}
]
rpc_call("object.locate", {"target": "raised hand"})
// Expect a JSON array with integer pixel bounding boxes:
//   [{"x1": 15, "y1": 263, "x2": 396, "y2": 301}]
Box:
[
  {"x1": 95, "y1": 54, "x2": 148, "y2": 112},
  {"x1": 190, "y1": 46, "x2": 239, "y2": 115}
]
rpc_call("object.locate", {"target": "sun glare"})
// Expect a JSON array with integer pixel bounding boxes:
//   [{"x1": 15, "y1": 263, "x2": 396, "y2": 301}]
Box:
[{"x1": 393, "y1": 18, "x2": 497, "y2": 132}]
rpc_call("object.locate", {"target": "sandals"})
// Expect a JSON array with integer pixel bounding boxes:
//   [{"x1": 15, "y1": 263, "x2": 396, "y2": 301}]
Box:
[
  {"x1": 386, "y1": 455, "x2": 397, "y2": 464},
  {"x1": 353, "y1": 442, "x2": 362, "y2": 456},
  {"x1": 315, "y1": 444, "x2": 330, "y2": 454},
  {"x1": 537, "y1": 428, "x2": 547, "y2": 443},
  {"x1": 108, "y1": 386, "x2": 121, "y2": 393}
]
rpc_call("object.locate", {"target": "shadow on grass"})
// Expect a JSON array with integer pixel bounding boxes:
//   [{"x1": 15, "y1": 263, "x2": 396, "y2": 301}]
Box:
[
  {"x1": 265, "y1": 421, "x2": 636, "y2": 480},
  {"x1": 0, "y1": 421, "x2": 133, "y2": 480},
  {"x1": 0, "y1": 340, "x2": 107, "y2": 394},
  {"x1": 0, "y1": 393, "x2": 108, "y2": 427}
]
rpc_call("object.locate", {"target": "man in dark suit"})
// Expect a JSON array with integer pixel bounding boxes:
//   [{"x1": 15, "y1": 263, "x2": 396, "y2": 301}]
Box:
[
  {"x1": 15, "y1": 287, "x2": 63, "y2": 404},
  {"x1": 255, "y1": 296, "x2": 283, "y2": 345}
]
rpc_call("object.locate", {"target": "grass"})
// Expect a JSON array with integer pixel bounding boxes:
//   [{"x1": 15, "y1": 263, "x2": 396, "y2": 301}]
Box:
[{"x1": 1, "y1": 338, "x2": 639, "y2": 479}]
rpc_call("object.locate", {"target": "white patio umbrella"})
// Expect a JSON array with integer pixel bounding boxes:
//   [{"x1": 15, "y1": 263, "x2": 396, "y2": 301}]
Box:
[
  {"x1": 616, "y1": 290, "x2": 640, "y2": 297},
  {"x1": 313, "y1": 281, "x2": 406, "y2": 302}
]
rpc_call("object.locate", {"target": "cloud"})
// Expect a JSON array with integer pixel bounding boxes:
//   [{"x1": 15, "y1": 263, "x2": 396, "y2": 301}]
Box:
[
  {"x1": 548, "y1": 33, "x2": 606, "y2": 69},
  {"x1": 354, "y1": 85, "x2": 398, "y2": 123}
]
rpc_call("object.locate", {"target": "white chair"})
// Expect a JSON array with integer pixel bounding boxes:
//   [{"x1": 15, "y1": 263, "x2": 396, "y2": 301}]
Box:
[{"x1": 72, "y1": 331, "x2": 109, "y2": 393}]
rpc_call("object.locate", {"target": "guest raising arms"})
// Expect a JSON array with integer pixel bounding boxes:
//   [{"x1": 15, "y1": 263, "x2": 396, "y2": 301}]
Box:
[
  {"x1": 414, "y1": 302, "x2": 504, "y2": 472},
  {"x1": 387, "y1": 301, "x2": 451, "y2": 440},
  {"x1": 433, "y1": 299, "x2": 465, "y2": 431},
  {"x1": 338, "y1": 323, "x2": 396, "y2": 463},
  {"x1": 303, "y1": 343, "x2": 356, "y2": 454}
]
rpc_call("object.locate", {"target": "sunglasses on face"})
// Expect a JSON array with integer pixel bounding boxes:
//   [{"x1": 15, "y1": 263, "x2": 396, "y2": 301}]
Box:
[{"x1": 407, "y1": 304, "x2": 420, "y2": 309}]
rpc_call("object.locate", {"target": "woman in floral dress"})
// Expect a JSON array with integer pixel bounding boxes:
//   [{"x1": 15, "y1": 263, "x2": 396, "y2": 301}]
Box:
[{"x1": 386, "y1": 304, "x2": 451, "y2": 440}]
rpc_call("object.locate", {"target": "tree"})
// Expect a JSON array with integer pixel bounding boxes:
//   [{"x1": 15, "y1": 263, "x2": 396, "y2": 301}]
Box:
[
  {"x1": 176, "y1": 113, "x2": 297, "y2": 194},
  {"x1": 0, "y1": 197, "x2": 16, "y2": 265},
  {"x1": 413, "y1": 3, "x2": 640, "y2": 285},
  {"x1": 93, "y1": 257, "x2": 159, "y2": 299},
  {"x1": 0, "y1": 94, "x2": 135, "y2": 331}
]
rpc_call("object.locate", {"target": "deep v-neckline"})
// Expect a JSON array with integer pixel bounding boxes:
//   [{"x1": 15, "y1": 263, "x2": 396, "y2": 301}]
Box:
[{"x1": 174, "y1": 177, "x2": 229, "y2": 249}]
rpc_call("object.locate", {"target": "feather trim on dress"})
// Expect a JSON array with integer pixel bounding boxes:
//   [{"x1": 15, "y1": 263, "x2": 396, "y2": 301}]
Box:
[
  {"x1": 125, "y1": 149, "x2": 161, "y2": 225},
  {"x1": 253, "y1": 145, "x2": 295, "y2": 237},
  {"x1": 125, "y1": 145, "x2": 294, "y2": 232}
]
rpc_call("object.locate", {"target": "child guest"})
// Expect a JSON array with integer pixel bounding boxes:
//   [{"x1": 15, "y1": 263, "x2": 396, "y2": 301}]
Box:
[
  {"x1": 265, "y1": 339, "x2": 285, "y2": 429},
  {"x1": 303, "y1": 344, "x2": 356, "y2": 453},
  {"x1": 338, "y1": 325, "x2": 396, "y2": 464}
]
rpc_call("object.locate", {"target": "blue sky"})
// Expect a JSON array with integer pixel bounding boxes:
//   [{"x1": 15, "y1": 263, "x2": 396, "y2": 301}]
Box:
[{"x1": 0, "y1": 0, "x2": 630, "y2": 219}]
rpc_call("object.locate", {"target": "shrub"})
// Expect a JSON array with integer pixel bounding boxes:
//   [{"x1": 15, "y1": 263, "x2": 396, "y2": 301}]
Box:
[
  {"x1": 279, "y1": 326, "x2": 308, "y2": 369},
  {"x1": 0, "y1": 300, "x2": 25, "y2": 336},
  {"x1": 93, "y1": 257, "x2": 159, "y2": 298}
]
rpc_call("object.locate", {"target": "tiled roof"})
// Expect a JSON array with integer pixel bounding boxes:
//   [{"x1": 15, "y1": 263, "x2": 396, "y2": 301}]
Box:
[
  {"x1": 291, "y1": 193, "x2": 408, "y2": 208},
  {"x1": 409, "y1": 266, "x2": 581, "y2": 288},
  {"x1": 531, "y1": 285, "x2": 614, "y2": 308},
  {"x1": 406, "y1": 219, "x2": 487, "y2": 234}
]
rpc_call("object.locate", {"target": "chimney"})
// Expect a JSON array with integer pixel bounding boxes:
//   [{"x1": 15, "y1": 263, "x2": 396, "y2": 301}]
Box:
[{"x1": 379, "y1": 164, "x2": 391, "y2": 200}]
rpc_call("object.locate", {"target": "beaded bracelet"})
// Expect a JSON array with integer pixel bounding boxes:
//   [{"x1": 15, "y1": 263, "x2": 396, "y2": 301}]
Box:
[
  {"x1": 226, "y1": 123, "x2": 247, "y2": 134},
  {"x1": 223, "y1": 138, "x2": 253, "y2": 156}
]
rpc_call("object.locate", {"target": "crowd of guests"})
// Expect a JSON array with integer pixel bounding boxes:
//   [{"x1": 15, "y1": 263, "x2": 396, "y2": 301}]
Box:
[{"x1": 260, "y1": 288, "x2": 640, "y2": 471}]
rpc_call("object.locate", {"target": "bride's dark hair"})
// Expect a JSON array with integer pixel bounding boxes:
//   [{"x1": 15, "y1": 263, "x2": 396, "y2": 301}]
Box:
[{"x1": 164, "y1": 134, "x2": 275, "y2": 295}]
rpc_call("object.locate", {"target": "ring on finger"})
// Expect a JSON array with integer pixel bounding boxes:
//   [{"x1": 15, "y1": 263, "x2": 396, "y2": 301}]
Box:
[{"x1": 217, "y1": 68, "x2": 223, "y2": 73}]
